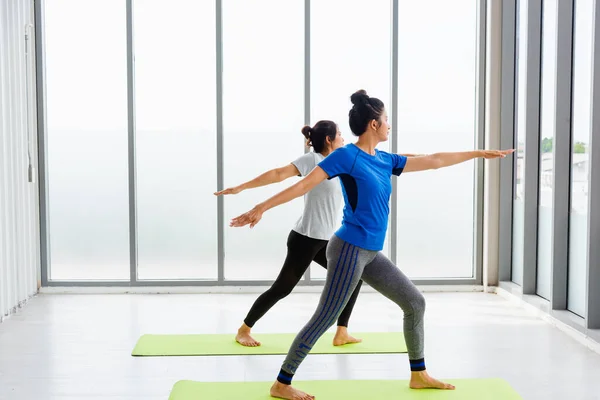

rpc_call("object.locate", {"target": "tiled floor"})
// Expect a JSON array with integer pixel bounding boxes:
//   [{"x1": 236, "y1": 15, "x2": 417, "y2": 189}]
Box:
[{"x1": 1, "y1": 292, "x2": 599, "y2": 399}]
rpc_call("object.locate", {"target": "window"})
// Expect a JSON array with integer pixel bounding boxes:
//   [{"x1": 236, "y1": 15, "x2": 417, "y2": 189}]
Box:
[
  {"x1": 45, "y1": 0, "x2": 129, "y2": 280},
  {"x1": 512, "y1": 0, "x2": 529, "y2": 285},
  {"x1": 222, "y1": 0, "x2": 304, "y2": 280},
  {"x1": 568, "y1": 0, "x2": 593, "y2": 316},
  {"x1": 134, "y1": 0, "x2": 217, "y2": 280},
  {"x1": 536, "y1": 0, "x2": 558, "y2": 300},
  {"x1": 396, "y1": 0, "x2": 478, "y2": 278}
]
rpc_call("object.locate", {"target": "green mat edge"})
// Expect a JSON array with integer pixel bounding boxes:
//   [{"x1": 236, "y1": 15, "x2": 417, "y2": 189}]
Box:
[
  {"x1": 168, "y1": 378, "x2": 522, "y2": 400},
  {"x1": 131, "y1": 332, "x2": 408, "y2": 357}
]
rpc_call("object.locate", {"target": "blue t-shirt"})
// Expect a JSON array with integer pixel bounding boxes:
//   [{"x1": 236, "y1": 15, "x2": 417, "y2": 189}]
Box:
[{"x1": 318, "y1": 143, "x2": 407, "y2": 251}]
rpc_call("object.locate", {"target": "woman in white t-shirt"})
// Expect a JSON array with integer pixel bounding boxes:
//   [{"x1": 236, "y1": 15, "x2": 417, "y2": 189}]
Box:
[{"x1": 214, "y1": 121, "x2": 363, "y2": 348}]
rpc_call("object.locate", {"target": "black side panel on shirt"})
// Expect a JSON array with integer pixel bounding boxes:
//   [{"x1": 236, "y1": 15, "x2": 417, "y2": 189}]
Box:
[
  {"x1": 392, "y1": 167, "x2": 404, "y2": 176},
  {"x1": 338, "y1": 174, "x2": 359, "y2": 212}
]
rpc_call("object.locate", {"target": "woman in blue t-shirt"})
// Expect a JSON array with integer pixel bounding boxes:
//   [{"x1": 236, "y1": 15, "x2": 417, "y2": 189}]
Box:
[{"x1": 231, "y1": 90, "x2": 514, "y2": 400}]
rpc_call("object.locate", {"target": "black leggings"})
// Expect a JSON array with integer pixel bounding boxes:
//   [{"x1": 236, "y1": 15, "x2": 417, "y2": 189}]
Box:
[{"x1": 244, "y1": 230, "x2": 363, "y2": 328}]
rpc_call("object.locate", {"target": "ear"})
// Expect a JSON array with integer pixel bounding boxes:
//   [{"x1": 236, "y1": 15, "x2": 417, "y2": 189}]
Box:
[{"x1": 370, "y1": 119, "x2": 379, "y2": 131}]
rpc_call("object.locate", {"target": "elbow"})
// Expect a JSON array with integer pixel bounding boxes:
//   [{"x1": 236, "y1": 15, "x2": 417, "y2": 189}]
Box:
[
  {"x1": 428, "y1": 155, "x2": 444, "y2": 170},
  {"x1": 295, "y1": 177, "x2": 316, "y2": 197},
  {"x1": 296, "y1": 180, "x2": 310, "y2": 195},
  {"x1": 273, "y1": 169, "x2": 286, "y2": 183}
]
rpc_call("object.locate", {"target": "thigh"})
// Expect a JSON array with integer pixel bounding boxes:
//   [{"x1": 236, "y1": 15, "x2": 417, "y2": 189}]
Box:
[
  {"x1": 361, "y1": 252, "x2": 423, "y2": 308},
  {"x1": 274, "y1": 231, "x2": 324, "y2": 283},
  {"x1": 312, "y1": 244, "x2": 328, "y2": 269}
]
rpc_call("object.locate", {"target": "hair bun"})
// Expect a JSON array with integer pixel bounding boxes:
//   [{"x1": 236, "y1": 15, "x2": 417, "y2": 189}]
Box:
[
  {"x1": 350, "y1": 89, "x2": 370, "y2": 106},
  {"x1": 301, "y1": 125, "x2": 312, "y2": 139}
]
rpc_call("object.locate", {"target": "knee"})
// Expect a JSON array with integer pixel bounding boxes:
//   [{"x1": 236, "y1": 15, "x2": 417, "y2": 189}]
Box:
[
  {"x1": 409, "y1": 292, "x2": 426, "y2": 317},
  {"x1": 269, "y1": 282, "x2": 294, "y2": 299}
]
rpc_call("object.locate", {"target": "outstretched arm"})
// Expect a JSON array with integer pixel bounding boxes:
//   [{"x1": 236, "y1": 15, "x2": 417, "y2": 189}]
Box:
[
  {"x1": 403, "y1": 149, "x2": 514, "y2": 173},
  {"x1": 214, "y1": 164, "x2": 300, "y2": 196},
  {"x1": 400, "y1": 153, "x2": 426, "y2": 157},
  {"x1": 230, "y1": 166, "x2": 329, "y2": 228}
]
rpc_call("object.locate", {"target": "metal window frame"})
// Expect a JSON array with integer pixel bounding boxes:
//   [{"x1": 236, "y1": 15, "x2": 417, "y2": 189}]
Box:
[
  {"x1": 522, "y1": 0, "x2": 543, "y2": 295},
  {"x1": 474, "y1": 0, "x2": 488, "y2": 286},
  {"x1": 216, "y1": 0, "x2": 224, "y2": 284},
  {"x1": 548, "y1": 0, "x2": 574, "y2": 310},
  {"x1": 510, "y1": 0, "x2": 543, "y2": 294},
  {"x1": 586, "y1": 0, "x2": 600, "y2": 329},
  {"x1": 34, "y1": 0, "x2": 50, "y2": 287},
  {"x1": 36, "y1": 0, "x2": 491, "y2": 288},
  {"x1": 498, "y1": 0, "x2": 517, "y2": 283},
  {"x1": 302, "y1": 0, "x2": 311, "y2": 282},
  {"x1": 390, "y1": 0, "x2": 399, "y2": 266},
  {"x1": 126, "y1": 0, "x2": 138, "y2": 284}
]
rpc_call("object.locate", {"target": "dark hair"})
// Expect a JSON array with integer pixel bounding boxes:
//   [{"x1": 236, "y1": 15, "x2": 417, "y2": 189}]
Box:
[
  {"x1": 348, "y1": 89, "x2": 385, "y2": 136},
  {"x1": 301, "y1": 120, "x2": 337, "y2": 154}
]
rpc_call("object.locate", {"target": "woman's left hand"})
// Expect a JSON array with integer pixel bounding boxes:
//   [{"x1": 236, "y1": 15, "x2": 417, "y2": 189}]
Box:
[
  {"x1": 230, "y1": 205, "x2": 264, "y2": 228},
  {"x1": 480, "y1": 149, "x2": 515, "y2": 159}
]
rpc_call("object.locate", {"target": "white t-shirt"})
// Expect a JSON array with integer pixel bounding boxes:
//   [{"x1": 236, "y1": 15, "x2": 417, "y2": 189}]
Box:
[{"x1": 291, "y1": 152, "x2": 343, "y2": 241}]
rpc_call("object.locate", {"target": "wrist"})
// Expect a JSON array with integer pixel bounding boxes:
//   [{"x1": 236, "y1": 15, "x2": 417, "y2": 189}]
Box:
[
  {"x1": 473, "y1": 150, "x2": 484, "y2": 158},
  {"x1": 255, "y1": 202, "x2": 268, "y2": 213}
]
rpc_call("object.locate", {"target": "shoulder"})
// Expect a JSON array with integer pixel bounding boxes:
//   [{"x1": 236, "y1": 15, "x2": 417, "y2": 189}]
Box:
[
  {"x1": 330, "y1": 144, "x2": 359, "y2": 160},
  {"x1": 375, "y1": 149, "x2": 392, "y2": 159},
  {"x1": 376, "y1": 150, "x2": 405, "y2": 163},
  {"x1": 293, "y1": 152, "x2": 317, "y2": 165}
]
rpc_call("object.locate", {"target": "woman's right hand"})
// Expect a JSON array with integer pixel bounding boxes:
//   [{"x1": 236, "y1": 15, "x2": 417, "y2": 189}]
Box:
[
  {"x1": 214, "y1": 186, "x2": 242, "y2": 196},
  {"x1": 230, "y1": 205, "x2": 265, "y2": 228}
]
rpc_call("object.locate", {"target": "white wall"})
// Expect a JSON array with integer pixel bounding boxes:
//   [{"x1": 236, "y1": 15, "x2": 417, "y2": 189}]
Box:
[{"x1": 0, "y1": 0, "x2": 40, "y2": 322}]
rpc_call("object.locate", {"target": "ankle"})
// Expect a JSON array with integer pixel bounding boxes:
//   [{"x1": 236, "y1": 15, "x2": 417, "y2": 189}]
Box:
[
  {"x1": 335, "y1": 326, "x2": 348, "y2": 334},
  {"x1": 277, "y1": 369, "x2": 294, "y2": 385},
  {"x1": 409, "y1": 358, "x2": 426, "y2": 372},
  {"x1": 238, "y1": 323, "x2": 252, "y2": 333}
]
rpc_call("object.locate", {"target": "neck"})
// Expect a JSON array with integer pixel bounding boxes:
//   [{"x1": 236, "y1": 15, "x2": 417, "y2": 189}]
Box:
[
  {"x1": 320, "y1": 148, "x2": 332, "y2": 157},
  {"x1": 355, "y1": 134, "x2": 379, "y2": 155}
]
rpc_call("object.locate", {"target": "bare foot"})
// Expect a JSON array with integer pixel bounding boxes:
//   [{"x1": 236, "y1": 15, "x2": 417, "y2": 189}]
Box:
[
  {"x1": 235, "y1": 323, "x2": 261, "y2": 347},
  {"x1": 333, "y1": 326, "x2": 362, "y2": 346},
  {"x1": 409, "y1": 371, "x2": 455, "y2": 390},
  {"x1": 270, "y1": 381, "x2": 315, "y2": 400}
]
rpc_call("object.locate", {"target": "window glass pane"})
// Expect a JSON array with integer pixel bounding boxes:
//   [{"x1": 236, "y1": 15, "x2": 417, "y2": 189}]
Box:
[
  {"x1": 134, "y1": 0, "x2": 217, "y2": 280},
  {"x1": 536, "y1": 0, "x2": 558, "y2": 300},
  {"x1": 396, "y1": 0, "x2": 478, "y2": 278},
  {"x1": 512, "y1": 0, "x2": 528, "y2": 285},
  {"x1": 223, "y1": 0, "x2": 304, "y2": 281},
  {"x1": 45, "y1": 0, "x2": 129, "y2": 280},
  {"x1": 568, "y1": 0, "x2": 593, "y2": 316},
  {"x1": 310, "y1": 0, "x2": 391, "y2": 279}
]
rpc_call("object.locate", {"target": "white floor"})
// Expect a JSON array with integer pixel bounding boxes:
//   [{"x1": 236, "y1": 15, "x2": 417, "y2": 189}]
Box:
[{"x1": 1, "y1": 292, "x2": 600, "y2": 400}]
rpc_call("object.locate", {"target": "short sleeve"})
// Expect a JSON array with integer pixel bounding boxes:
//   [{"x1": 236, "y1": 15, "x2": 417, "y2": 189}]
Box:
[
  {"x1": 391, "y1": 153, "x2": 408, "y2": 176},
  {"x1": 291, "y1": 153, "x2": 316, "y2": 177},
  {"x1": 317, "y1": 146, "x2": 356, "y2": 179}
]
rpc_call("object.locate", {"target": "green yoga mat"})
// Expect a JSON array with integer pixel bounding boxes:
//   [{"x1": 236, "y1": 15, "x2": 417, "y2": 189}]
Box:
[
  {"x1": 168, "y1": 379, "x2": 522, "y2": 400},
  {"x1": 132, "y1": 332, "x2": 407, "y2": 356}
]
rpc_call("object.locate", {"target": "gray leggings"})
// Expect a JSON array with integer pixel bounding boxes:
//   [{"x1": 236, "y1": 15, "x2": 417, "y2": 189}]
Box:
[{"x1": 281, "y1": 235, "x2": 426, "y2": 375}]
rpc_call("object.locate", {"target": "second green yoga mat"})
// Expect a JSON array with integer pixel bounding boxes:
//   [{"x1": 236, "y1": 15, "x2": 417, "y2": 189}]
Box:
[
  {"x1": 168, "y1": 379, "x2": 522, "y2": 400},
  {"x1": 132, "y1": 332, "x2": 407, "y2": 356}
]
